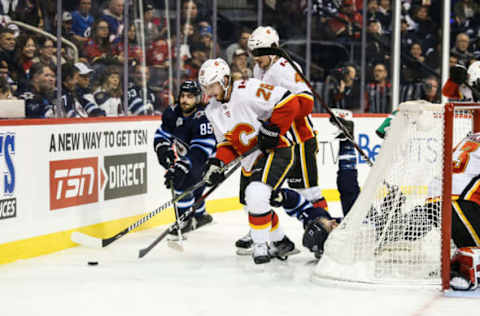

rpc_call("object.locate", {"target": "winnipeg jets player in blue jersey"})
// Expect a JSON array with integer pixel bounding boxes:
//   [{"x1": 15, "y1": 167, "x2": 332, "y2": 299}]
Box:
[{"x1": 154, "y1": 80, "x2": 216, "y2": 234}]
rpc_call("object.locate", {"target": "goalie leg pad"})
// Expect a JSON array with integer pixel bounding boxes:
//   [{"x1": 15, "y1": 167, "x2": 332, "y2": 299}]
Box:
[{"x1": 450, "y1": 247, "x2": 480, "y2": 291}]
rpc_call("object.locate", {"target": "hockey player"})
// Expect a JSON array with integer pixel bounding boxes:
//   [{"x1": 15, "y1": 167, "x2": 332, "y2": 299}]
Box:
[
  {"x1": 234, "y1": 26, "x2": 359, "y2": 253},
  {"x1": 365, "y1": 132, "x2": 480, "y2": 290},
  {"x1": 154, "y1": 80, "x2": 215, "y2": 234},
  {"x1": 199, "y1": 58, "x2": 301, "y2": 264}
]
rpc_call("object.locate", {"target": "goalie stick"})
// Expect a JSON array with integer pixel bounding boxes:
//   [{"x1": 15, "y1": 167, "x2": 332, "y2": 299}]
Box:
[
  {"x1": 251, "y1": 47, "x2": 374, "y2": 166},
  {"x1": 71, "y1": 146, "x2": 258, "y2": 249},
  {"x1": 138, "y1": 160, "x2": 242, "y2": 258}
]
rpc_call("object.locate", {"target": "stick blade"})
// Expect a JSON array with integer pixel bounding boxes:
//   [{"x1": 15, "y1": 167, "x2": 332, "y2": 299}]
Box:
[
  {"x1": 71, "y1": 231, "x2": 103, "y2": 248},
  {"x1": 167, "y1": 240, "x2": 185, "y2": 252}
]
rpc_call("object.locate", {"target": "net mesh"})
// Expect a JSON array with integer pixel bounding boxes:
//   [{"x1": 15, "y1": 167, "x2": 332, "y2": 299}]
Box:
[{"x1": 314, "y1": 101, "x2": 476, "y2": 287}]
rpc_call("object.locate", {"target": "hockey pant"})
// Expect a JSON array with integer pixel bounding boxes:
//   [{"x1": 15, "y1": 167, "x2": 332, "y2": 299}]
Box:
[{"x1": 240, "y1": 146, "x2": 295, "y2": 245}]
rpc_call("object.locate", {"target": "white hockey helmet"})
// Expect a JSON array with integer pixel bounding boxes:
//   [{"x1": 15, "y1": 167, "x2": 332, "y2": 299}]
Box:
[
  {"x1": 468, "y1": 61, "x2": 480, "y2": 86},
  {"x1": 198, "y1": 58, "x2": 231, "y2": 88},
  {"x1": 247, "y1": 26, "x2": 280, "y2": 51}
]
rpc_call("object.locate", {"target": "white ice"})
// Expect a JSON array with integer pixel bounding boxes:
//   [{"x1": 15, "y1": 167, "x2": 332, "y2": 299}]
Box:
[{"x1": 1, "y1": 209, "x2": 478, "y2": 316}]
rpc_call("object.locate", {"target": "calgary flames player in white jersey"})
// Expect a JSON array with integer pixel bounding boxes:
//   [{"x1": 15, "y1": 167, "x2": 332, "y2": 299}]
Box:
[
  {"x1": 199, "y1": 58, "x2": 301, "y2": 264},
  {"x1": 248, "y1": 26, "x2": 324, "y2": 209}
]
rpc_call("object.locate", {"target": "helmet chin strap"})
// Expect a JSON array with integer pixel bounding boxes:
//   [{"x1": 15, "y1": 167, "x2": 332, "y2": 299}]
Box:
[{"x1": 219, "y1": 76, "x2": 231, "y2": 102}]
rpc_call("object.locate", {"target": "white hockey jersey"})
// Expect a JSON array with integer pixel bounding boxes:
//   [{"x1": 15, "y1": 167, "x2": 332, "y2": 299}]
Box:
[
  {"x1": 253, "y1": 57, "x2": 316, "y2": 143},
  {"x1": 253, "y1": 57, "x2": 311, "y2": 95},
  {"x1": 452, "y1": 133, "x2": 480, "y2": 205},
  {"x1": 205, "y1": 78, "x2": 298, "y2": 172}
]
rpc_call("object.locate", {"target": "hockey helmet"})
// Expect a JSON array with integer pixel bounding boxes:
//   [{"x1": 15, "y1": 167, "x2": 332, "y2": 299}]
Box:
[
  {"x1": 248, "y1": 26, "x2": 280, "y2": 51},
  {"x1": 198, "y1": 58, "x2": 231, "y2": 97},
  {"x1": 468, "y1": 61, "x2": 480, "y2": 86},
  {"x1": 179, "y1": 80, "x2": 202, "y2": 103}
]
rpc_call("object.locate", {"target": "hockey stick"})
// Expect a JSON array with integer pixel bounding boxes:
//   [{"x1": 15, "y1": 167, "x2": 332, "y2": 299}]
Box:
[
  {"x1": 168, "y1": 179, "x2": 185, "y2": 251},
  {"x1": 251, "y1": 47, "x2": 374, "y2": 166},
  {"x1": 138, "y1": 160, "x2": 243, "y2": 258},
  {"x1": 71, "y1": 146, "x2": 258, "y2": 249}
]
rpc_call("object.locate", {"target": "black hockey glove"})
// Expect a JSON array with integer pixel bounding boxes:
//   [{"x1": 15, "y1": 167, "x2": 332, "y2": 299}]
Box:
[
  {"x1": 449, "y1": 64, "x2": 468, "y2": 85},
  {"x1": 258, "y1": 121, "x2": 280, "y2": 152},
  {"x1": 203, "y1": 158, "x2": 225, "y2": 187},
  {"x1": 156, "y1": 140, "x2": 175, "y2": 169},
  {"x1": 165, "y1": 158, "x2": 191, "y2": 189},
  {"x1": 270, "y1": 189, "x2": 287, "y2": 208}
]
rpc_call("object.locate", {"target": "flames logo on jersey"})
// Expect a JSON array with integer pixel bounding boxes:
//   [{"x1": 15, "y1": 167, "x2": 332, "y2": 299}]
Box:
[{"x1": 225, "y1": 123, "x2": 257, "y2": 154}]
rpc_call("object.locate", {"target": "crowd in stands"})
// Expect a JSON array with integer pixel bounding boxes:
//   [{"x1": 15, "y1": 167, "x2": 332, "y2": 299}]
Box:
[{"x1": 0, "y1": 0, "x2": 478, "y2": 118}]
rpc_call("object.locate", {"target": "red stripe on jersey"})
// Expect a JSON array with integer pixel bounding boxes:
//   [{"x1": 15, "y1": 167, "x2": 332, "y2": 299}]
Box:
[
  {"x1": 297, "y1": 94, "x2": 314, "y2": 118},
  {"x1": 271, "y1": 211, "x2": 279, "y2": 230},
  {"x1": 270, "y1": 94, "x2": 299, "y2": 136},
  {"x1": 216, "y1": 143, "x2": 238, "y2": 164}
]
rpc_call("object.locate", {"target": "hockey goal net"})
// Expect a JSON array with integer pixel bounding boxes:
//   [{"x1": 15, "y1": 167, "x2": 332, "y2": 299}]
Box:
[{"x1": 314, "y1": 101, "x2": 480, "y2": 290}]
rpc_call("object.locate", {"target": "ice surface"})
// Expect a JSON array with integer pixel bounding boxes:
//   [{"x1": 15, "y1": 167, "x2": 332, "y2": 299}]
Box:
[{"x1": 0, "y1": 209, "x2": 478, "y2": 316}]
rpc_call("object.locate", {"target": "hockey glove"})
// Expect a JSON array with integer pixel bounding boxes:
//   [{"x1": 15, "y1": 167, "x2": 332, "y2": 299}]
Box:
[
  {"x1": 165, "y1": 158, "x2": 191, "y2": 189},
  {"x1": 156, "y1": 140, "x2": 176, "y2": 169},
  {"x1": 203, "y1": 158, "x2": 225, "y2": 187},
  {"x1": 258, "y1": 121, "x2": 280, "y2": 151},
  {"x1": 270, "y1": 189, "x2": 287, "y2": 208},
  {"x1": 450, "y1": 64, "x2": 468, "y2": 85}
]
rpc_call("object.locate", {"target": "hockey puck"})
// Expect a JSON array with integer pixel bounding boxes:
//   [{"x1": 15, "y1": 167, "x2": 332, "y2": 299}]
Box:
[{"x1": 87, "y1": 261, "x2": 99, "y2": 266}]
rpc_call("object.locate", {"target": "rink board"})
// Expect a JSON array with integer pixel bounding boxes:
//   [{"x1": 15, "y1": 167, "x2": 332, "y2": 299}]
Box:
[{"x1": 0, "y1": 114, "x2": 387, "y2": 264}]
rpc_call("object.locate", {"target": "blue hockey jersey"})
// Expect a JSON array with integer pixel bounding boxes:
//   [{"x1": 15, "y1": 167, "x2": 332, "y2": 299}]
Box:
[{"x1": 154, "y1": 104, "x2": 216, "y2": 175}]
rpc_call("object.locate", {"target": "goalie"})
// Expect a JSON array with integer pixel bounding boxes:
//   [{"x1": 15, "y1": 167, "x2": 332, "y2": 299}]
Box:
[{"x1": 367, "y1": 132, "x2": 480, "y2": 291}]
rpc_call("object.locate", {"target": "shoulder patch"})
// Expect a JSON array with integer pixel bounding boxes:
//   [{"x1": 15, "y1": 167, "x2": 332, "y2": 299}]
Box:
[{"x1": 193, "y1": 110, "x2": 205, "y2": 119}]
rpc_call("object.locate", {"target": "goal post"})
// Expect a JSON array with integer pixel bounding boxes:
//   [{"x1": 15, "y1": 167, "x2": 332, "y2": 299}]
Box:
[{"x1": 313, "y1": 101, "x2": 480, "y2": 290}]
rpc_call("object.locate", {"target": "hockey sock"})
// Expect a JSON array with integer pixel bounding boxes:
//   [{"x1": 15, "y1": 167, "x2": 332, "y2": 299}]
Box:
[
  {"x1": 175, "y1": 190, "x2": 195, "y2": 217},
  {"x1": 269, "y1": 210, "x2": 285, "y2": 243},
  {"x1": 280, "y1": 188, "x2": 331, "y2": 225},
  {"x1": 249, "y1": 210, "x2": 272, "y2": 244}
]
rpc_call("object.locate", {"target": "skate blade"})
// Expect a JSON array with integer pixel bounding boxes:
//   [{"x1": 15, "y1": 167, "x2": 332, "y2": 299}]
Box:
[
  {"x1": 167, "y1": 240, "x2": 184, "y2": 252},
  {"x1": 236, "y1": 248, "x2": 253, "y2": 256}
]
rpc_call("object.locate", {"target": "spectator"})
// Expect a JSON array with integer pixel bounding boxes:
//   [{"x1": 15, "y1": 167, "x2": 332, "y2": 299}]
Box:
[
  {"x1": 147, "y1": 34, "x2": 174, "y2": 70},
  {"x1": 72, "y1": 0, "x2": 95, "y2": 45},
  {"x1": 401, "y1": 42, "x2": 429, "y2": 83},
  {"x1": 143, "y1": 3, "x2": 165, "y2": 46},
  {"x1": 0, "y1": 28, "x2": 17, "y2": 77},
  {"x1": 93, "y1": 66, "x2": 123, "y2": 116},
  {"x1": 230, "y1": 49, "x2": 252, "y2": 81},
  {"x1": 326, "y1": 0, "x2": 363, "y2": 40},
  {"x1": 178, "y1": 22, "x2": 195, "y2": 62},
  {"x1": 114, "y1": 23, "x2": 144, "y2": 67},
  {"x1": 0, "y1": 76, "x2": 13, "y2": 99},
  {"x1": 75, "y1": 62, "x2": 105, "y2": 116},
  {"x1": 366, "y1": 19, "x2": 389, "y2": 69},
  {"x1": 182, "y1": 41, "x2": 208, "y2": 81},
  {"x1": 366, "y1": 63, "x2": 391, "y2": 113},
  {"x1": 0, "y1": 58, "x2": 16, "y2": 93},
  {"x1": 84, "y1": 18, "x2": 118, "y2": 66},
  {"x1": 452, "y1": 0, "x2": 480, "y2": 38},
  {"x1": 181, "y1": 0, "x2": 200, "y2": 25},
  {"x1": 366, "y1": 0, "x2": 379, "y2": 20},
  {"x1": 400, "y1": 75, "x2": 440, "y2": 103},
  {"x1": 14, "y1": 34, "x2": 37, "y2": 85},
  {"x1": 198, "y1": 24, "x2": 221, "y2": 58},
  {"x1": 377, "y1": 0, "x2": 392, "y2": 32},
  {"x1": 409, "y1": 5, "x2": 437, "y2": 53},
  {"x1": 19, "y1": 63, "x2": 55, "y2": 118},
  {"x1": 225, "y1": 28, "x2": 251, "y2": 64},
  {"x1": 127, "y1": 65, "x2": 156, "y2": 115},
  {"x1": 324, "y1": 64, "x2": 361, "y2": 111},
  {"x1": 101, "y1": 0, "x2": 124, "y2": 42},
  {"x1": 61, "y1": 63, "x2": 88, "y2": 118},
  {"x1": 36, "y1": 38, "x2": 59, "y2": 68},
  {"x1": 451, "y1": 33, "x2": 474, "y2": 66}
]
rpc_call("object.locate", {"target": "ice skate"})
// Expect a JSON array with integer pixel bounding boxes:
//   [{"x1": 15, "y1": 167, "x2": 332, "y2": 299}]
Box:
[
  {"x1": 269, "y1": 236, "x2": 300, "y2": 260},
  {"x1": 252, "y1": 242, "x2": 270, "y2": 264},
  {"x1": 235, "y1": 231, "x2": 253, "y2": 255}
]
